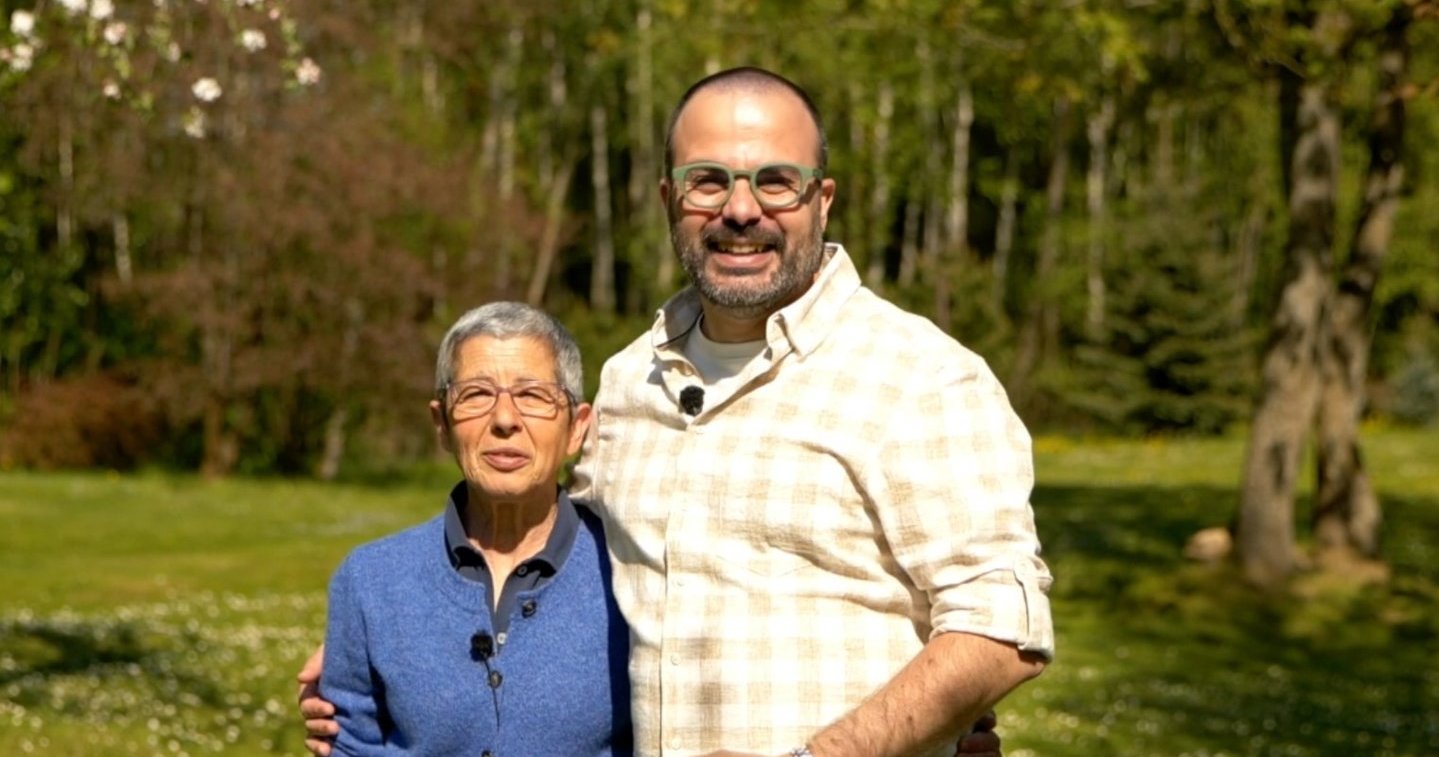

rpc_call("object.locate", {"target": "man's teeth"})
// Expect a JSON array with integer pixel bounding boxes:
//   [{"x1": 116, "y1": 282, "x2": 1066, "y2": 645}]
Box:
[{"x1": 716, "y1": 244, "x2": 767, "y2": 254}]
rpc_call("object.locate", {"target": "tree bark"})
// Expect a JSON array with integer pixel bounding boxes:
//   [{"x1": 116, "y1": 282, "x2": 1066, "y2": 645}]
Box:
[
  {"x1": 589, "y1": 98, "x2": 616, "y2": 313},
  {"x1": 1085, "y1": 95, "x2": 1116, "y2": 339},
  {"x1": 527, "y1": 161, "x2": 577, "y2": 307},
  {"x1": 1237, "y1": 65, "x2": 1341, "y2": 588},
  {"x1": 865, "y1": 81, "x2": 895, "y2": 289},
  {"x1": 1010, "y1": 97, "x2": 1071, "y2": 403},
  {"x1": 936, "y1": 67, "x2": 973, "y2": 332},
  {"x1": 1313, "y1": 7, "x2": 1410, "y2": 560},
  {"x1": 991, "y1": 149, "x2": 1019, "y2": 316}
]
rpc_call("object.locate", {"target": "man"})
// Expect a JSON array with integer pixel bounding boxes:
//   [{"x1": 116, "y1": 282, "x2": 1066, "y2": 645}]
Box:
[{"x1": 302, "y1": 67, "x2": 1050, "y2": 757}]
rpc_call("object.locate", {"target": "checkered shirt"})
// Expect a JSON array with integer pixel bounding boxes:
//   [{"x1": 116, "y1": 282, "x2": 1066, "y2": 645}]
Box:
[{"x1": 570, "y1": 244, "x2": 1054, "y2": 757}]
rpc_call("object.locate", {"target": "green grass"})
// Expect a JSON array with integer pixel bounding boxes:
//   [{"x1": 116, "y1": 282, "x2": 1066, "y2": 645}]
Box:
[{"x1": 1, "y1": 429, "x2": 1437, "y2": 755}]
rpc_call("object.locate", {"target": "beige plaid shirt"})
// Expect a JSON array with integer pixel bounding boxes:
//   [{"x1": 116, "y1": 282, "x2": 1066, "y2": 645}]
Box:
[{"x1": 571, "y1": 244, "x2": 1054, "y2": 757}]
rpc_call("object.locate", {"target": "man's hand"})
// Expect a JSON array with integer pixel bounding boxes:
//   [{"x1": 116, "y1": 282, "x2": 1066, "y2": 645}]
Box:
[
  {"x1": 956, "y1": 710, "x2": 1001, "y2": 757},
  {"x1": 296, "y1": 644, "x2": 337, "y2": 757}
]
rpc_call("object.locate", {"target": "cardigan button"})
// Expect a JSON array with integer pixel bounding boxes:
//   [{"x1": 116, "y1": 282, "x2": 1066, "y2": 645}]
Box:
[
  {"x1": 488, "y1": 670, "x2": 503, "y2": 689},
  {"x1": 521, "y1": 599, "x2": 537, "y2": 617}
]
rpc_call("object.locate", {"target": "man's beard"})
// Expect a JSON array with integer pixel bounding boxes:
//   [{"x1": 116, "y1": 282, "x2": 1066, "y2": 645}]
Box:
[{"x1": 670, "y1": 211, "x2": 826, "y2": 320}]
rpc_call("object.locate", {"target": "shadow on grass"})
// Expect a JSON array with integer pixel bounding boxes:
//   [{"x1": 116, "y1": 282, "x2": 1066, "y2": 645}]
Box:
[
  {"x1": 1025, "y1": 483, "x2": 1439, "y2": 755},
  {"x1": 0, "y1": 617, "x2": 225, "y2": 711}
]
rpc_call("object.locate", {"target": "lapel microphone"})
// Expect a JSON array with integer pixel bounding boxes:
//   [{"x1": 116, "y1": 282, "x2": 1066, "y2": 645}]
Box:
[{"x1": 679, "y1": 385, "x2": 705, "y2": 416}]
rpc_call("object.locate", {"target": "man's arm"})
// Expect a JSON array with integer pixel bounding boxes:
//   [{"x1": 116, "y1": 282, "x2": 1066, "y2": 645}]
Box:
[
  {"x1": 805, "y1": 632, "x2": 1042, "y2": 757},
  {"x1": 296, "y1": 645, "x2": 337, "y2": 757}
]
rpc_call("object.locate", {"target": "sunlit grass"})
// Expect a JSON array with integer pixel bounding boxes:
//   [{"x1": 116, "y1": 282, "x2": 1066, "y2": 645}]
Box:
[{"x1": 1, "y1": 427, "x2": 1436, "y2": 755}]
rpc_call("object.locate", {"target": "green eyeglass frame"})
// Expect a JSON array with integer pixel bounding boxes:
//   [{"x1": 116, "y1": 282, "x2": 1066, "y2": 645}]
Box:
[{"x1": 670, "y1": 161, "x2": 824, "y2": 210}]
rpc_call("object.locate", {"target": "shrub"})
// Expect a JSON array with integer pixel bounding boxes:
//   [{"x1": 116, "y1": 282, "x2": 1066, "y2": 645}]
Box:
[{"x1": 0, "y1": 373, "x2": 169, "y2": 470}]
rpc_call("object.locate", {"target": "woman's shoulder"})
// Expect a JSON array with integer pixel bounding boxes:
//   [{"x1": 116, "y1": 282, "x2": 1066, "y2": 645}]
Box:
[{"x1": 338, "y1": 513, "x2": 446, "y2": 576}]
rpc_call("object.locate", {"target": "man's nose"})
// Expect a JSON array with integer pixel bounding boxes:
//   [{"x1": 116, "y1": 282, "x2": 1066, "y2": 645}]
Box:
[{"x1": 721, "y1": 177, "x2": 763, "y2": 227}]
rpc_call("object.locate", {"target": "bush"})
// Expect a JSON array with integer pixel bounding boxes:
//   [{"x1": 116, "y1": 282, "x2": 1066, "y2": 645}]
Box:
[
  {"x1": 0, "y1": 373, "x2": 169, "y2": 470},
  {"x1": 1390, "y1": 351, "x2": 1439, "y2": 426}
]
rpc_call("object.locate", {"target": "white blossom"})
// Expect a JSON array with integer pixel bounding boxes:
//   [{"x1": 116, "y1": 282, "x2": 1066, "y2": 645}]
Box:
[
  {"x1": 240, "y1": 29, "x2": 266, "y2": 52},
  {"x1": 191, "y1": 77, "x2": 222, "y2": 102},
  {"x1": 295, "y1": 57, "x2": 320, "y2": 86},
  {"x1": 103, "y1": 21, "x2": 128, "y2": 45},
  {"x1": 57, "y1": 0, "x2": 87, "y2": 15},
  {"x1": 9, "y1": 10, "x2": 35, "y2": 37},
  {"x1": 103, "y1": 80, "x2": 121, "y2": 99},
  {"x1": 89, "y1": 0, "x2": 115, "y2": 21},
  {"x1": 8, "y1": 43, "x2": 34, "y2": 72},
  {"x1": 183, "y1": 107, "x2": 206, "y2": 138},
  {"x1": 164, "y1": 41, "x2": 180, "y2": 62}
]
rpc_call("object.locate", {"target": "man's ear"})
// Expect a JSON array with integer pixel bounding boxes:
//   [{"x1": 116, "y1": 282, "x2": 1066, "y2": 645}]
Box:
[
  {"x1": 659, "y1": 178, "x2": 672, "y2": 208},
  {"x1": 566, "y1": 402, "x2": 594, "y2": 458},
  {"x1": 818, "y1": 176, "x2": 836, "y2": 231},
  {"x1": 429, "y1": 399, "x2": 453, "y2": 454}
]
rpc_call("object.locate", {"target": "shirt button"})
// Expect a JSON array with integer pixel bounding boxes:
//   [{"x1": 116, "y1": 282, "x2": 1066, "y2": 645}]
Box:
[
  {"x1": 516, "y1": 565, "x2": 529, "y2": 577},
  {"x1": 489, "y1": 670, "x2": 503, "y2": 688},
  {"x1": 670, "y1": 655, "x2": 680, "y2": 666},
  {"x1": 521, "y1": 599, "x2": 537, "y2": 617},
  {"x1": 674, "y1": 576, "x2": 686, "y2": 588}
]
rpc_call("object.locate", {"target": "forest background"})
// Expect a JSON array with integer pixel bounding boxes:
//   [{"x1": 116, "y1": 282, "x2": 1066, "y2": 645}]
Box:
[{"x1": 2, "y1": 0, "x2": 1439, "y2": 754}]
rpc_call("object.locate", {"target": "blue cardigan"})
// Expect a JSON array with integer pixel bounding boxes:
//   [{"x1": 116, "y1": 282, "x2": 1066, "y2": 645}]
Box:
[{"x1": 322, "y1": 496, "x2": 633, "y2": 756}]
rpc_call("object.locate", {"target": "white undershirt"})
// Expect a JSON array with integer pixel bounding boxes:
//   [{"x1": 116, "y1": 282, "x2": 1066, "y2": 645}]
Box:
[{"x1": 683, "y1": 319, "x2": 766, "y2": 399}]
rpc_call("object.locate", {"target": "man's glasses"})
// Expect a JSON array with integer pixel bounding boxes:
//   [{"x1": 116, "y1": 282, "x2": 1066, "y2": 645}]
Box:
[
  {"x1": 441, "y1": 378, "x2": 573, "y2": 421},
  {"x1": 670, "y1": 162, "x2": 823, "y2": 210}
]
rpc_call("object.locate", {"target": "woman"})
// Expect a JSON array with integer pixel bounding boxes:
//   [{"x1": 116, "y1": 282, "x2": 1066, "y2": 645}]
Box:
[{"x1": 320, "y1": 302, "x2": 632, "y2": 756}]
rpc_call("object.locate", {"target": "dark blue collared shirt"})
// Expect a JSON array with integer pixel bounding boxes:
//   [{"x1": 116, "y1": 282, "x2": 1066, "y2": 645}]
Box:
[{"x1": 442, "y1": 481, "x2": 580, "y2": 641}]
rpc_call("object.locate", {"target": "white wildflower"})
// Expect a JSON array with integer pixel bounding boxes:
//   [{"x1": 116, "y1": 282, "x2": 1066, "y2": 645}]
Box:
[
  {"x1": 103, "y1": 21, "x2": 127, "y2": 45},
  {"x1": 9, "y1": 10, "x2": 35, "y2": 37},
  {"x1": 57, "y1": 0, "x2": 87, "y2": 14},
  {"x1": 295, "y1": 57, "x2": 320, "y2": 86},
  {"x1": 103, "y1": 80, "x2": 121, "y2": 98},
  {"x1": 164, "y1": 41, "x2": 180, "y2": 62},
  {"x1": 191, "y1": 76, "x2": 221, "y2": 102},
  {"x1": 268, "y1": 7, "x2": 279, "y2": 20},
  {"x1": 8, "y1": 43, "x2": 33, "y2": 72},
  {"x1": 89, "y1": 0, "x2": 115, "y2": 21},
  {"x1": 240, "y1": 29, "x2": 265, "y2": 52},
  {"x1": 183, "y1": 107, "x2": 205, "y2": 138}
]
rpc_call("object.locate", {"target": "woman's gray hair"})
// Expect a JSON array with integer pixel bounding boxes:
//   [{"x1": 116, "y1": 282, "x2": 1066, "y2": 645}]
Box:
[{"x1": 434, "y1": 302, "x2": 584, "y2": 401}]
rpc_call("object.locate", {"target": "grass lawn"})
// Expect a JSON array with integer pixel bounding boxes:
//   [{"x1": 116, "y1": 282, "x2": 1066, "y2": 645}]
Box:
[{"x1": 1, "y1": 428, "x2": 1436, "y2": 755}]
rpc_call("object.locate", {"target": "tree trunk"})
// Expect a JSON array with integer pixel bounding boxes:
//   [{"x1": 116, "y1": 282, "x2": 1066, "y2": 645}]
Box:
[
  {"x1": 318, "y1": 298, "x2": 364, "y2": 481},
  {"x1": 865, "y1": 81, "x2": 895, "y2": 289},
  {"x1": 1313, "y1": 7, "x2": 1410, "y2": 560},
  {"x1": 936, "y1": 68, "x2": 973, "y2": 332},
  {"x1": 589, "y1": 98, "x2": 616, "y2": 313},
  {"x1": 1085, "y1": 95, "x2": 1116, "y2": 339},
  {"x1": 992, "y1": 149, "x2": 1019, "y2": 316},
  {"x1": 1009, "y1": 97, "x2": 1071, "y2": 404},
  {"x1": 1237, "y1": 67, "x2": 1341, "y2": 589},
  {"x1": 113, "y1": 211, "x2": 133, "y2": 286},
  {"x1": 527, "y1": 161, "x2": 577, "y2": 307},
  {"x1": 628, "y1": 1, "x2": 666, "y2": 307}
]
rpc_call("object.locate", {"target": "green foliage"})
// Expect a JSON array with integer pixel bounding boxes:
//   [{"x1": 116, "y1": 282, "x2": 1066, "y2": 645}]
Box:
[
  {"x1": 1, "y1": 0, "x2": 1437, "y2": 471},
  {"x1": 1066, "y1": 192, "x2": 1256, "y2": 435},
  {"x1": 1390, "y1": 351, "x2": 1439, "y2": 426}
]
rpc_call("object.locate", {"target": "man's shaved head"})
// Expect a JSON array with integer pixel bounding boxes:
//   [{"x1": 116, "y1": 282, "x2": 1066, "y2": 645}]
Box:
[{"x1": 663, "y1": 67, "x2": 828, "y2": 174}]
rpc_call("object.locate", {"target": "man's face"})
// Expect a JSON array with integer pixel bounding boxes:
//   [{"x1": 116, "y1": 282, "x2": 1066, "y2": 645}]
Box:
[
  {"x1": 663, "y1": 88, "x2": 836, "y2": 320},
  {"x1": 428, "y1": 335, "x2": 591, "y2": 507}
]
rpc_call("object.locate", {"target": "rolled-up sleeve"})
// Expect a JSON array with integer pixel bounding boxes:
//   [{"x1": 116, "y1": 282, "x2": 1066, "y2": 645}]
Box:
[{"x1": 869, "y1": 361, "x2": 1054, "y2": 659}]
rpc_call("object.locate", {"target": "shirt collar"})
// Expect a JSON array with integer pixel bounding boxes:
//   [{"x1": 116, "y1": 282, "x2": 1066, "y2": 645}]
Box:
[
  {"x1": 649, "y1": 242, "x2": 861, "y2": 363},
  {"x1": 442, "y1": 481, "x2": 580, "y2": 577}
]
